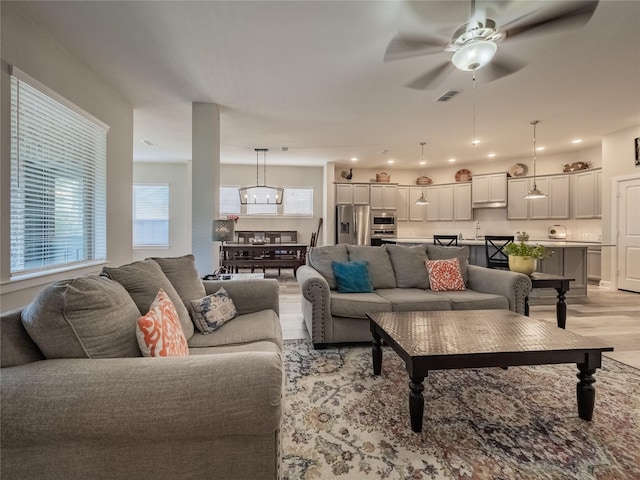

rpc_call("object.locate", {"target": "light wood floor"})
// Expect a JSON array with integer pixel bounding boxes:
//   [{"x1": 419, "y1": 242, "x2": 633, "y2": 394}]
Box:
[{"x1": 273, "y1": 270, "x2": 640, "y2": 369}]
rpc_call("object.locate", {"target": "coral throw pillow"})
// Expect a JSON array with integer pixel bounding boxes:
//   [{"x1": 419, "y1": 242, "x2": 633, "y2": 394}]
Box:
[
  {"x1": 136, "y1": 289, "x2": 189, "y2": 357},
  {"x1": 425, "y1": 258, "x2": 466, "y2": 292}
]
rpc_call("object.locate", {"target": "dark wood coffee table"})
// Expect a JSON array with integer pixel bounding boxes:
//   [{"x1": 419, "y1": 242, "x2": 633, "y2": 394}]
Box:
[{"x1": 367, "y1": 310, "x2": 614, "y2": 433}]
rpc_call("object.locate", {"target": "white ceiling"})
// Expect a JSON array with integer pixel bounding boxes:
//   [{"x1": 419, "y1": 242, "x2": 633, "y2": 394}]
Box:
[{"x1": 8, "y1": 0, "x2": 640, "y2": 170}]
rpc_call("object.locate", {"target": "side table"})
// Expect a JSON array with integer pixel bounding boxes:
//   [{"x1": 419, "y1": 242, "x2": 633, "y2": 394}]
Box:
[{"x1": 525, "y1": 272, "x2": 574, "y2": 329}]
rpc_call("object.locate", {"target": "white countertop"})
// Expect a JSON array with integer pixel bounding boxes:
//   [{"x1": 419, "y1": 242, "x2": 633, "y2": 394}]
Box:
[{"x1": 393, "y1": 238, "x2": 607, "y2": 248}]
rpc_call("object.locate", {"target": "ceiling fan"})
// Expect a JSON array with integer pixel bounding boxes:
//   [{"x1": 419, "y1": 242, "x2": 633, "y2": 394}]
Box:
[{"x1": 384, "y1": 0, "x2": 599, "y2": 90}]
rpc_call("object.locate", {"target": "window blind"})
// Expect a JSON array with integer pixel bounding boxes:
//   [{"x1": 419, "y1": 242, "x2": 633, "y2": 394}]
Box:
[
  {"x1": 10, "y1": 69, "x2": 108, "y2": 276},
  {"x1": 133, "y1": 184, "x2": 170, "y2": 247}
]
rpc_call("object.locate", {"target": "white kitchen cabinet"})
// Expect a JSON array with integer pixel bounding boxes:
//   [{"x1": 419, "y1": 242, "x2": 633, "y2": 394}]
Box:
[
  {"x1": 572, "y1": 169, "x2": 602, "y2": 219},
  {"x1": 370, "y1": 184, "x2": 397, "y2": 209},
  {"x1": 508, "y1": 175, "x2": 569, "y2": 220},
  {"x1": 507, "y1": 178, "x2": 529, "y2": 220},
  {"x1": 335, "y1": 183, "x2": 369, "y2": 205},
  {"x1": 396, "y1": 186, "x2": 409, "y2": 221},
  {"x1": 408, "y1": 187, "x2": 426, "y2": 221},
  {"x1": 453, "y1": 182, "x2": 472, "y2": 221},
  {"x1": 425, "y1": 183, "x2": 468, "y2": 221},
  {"x1": 472, "y1": 173, "x2": 507, "y2": 207}
]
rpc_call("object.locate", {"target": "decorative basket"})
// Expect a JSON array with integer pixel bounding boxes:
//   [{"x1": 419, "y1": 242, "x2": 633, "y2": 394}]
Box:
[
  {"x1": 416, "y1": 176, "x2": 432, "y2": 186},
  {"x1": 376, "y1": 172, "x2": 390, "y2": 182}
]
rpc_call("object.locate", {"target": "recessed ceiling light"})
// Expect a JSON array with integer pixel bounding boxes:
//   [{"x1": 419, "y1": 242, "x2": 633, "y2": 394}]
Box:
[
  {"x1": 487, "y1": 153, "x2": 496, "y2": 158},
  {"x1": 350, "y1": 157, "x2": 358, "y2": 162},
  {"x1": 472, "y1": 139, "x2": 480, "y2": 146},
  {"x1": 536, "y1": 146, "x2": 545, "y2": 151},
  {"x1": 448, "y1": 158, "x2": 456, "y2": 162},
  {"x1": 387, "y1": 159, "x2": 394, "y2": 164},
  {"x1": 419, "y1": 161, "x2": 426, "y2": 166},
  {"x1": 571, "y1": 139, "x2": 583, "y2": 144}
]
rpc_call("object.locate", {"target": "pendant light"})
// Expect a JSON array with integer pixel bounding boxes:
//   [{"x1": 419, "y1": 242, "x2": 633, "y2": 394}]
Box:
[
  {"x1": 415, "y1": 142, "x2": 430, "y2": 205},
  {"x1": 238, "y1": 148, "x2": 284, "y2": 204},
  {"x1": 524, "y1": 120, "x2": 547, "y2": 199}
]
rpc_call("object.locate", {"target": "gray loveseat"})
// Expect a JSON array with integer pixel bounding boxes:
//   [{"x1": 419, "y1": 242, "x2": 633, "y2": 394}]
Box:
[
  {"x1": 297, "y1": 244, "x2": 532, "y2": 348},
  {"x1": 1, "y1": 255, "x2": 283, "y2": 480}
]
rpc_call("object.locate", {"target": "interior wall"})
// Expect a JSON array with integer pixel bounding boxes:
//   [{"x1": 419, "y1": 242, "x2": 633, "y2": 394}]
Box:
[
  {"x1": 601, "y1": 124, "x2": 640, "y2": 288},
  {"x1": 132, "y1": 162, "x2": 192, "y2": 261},
  {"x1": 0, "y1": 4, "x2": 133, "y2": 311}
]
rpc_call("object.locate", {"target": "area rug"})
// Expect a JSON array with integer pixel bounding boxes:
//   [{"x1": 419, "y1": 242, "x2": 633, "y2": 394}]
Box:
[{"x1": 281, "y1": 340, "x2": 640, "y2": 480}]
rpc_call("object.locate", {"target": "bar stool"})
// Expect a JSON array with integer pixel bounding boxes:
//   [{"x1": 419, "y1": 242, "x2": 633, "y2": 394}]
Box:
[
  {"x1": 433, "y1": 235, "x2": 458, "y2": 246},
  {"x1": 484, "y1": 236, "x2": 514, "y2": 269}
]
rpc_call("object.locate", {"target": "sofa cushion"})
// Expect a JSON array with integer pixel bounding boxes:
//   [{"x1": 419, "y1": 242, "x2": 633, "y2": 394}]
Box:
[
  {"x1": 330, "y1": 292, "x2": 392, "y2": 319},
  {"x1": 21, "y1": 275, "x2": 141, "y2": 359},
  {"x1": 307, "y1": 244, "x2": 349, "y2": 289},
  {"x1": 426, "y1": 244, "x2": 470, "y2": 284},
  {"x1": 190, "y1": 287, "x2": 238, "y2": 334},
  {"x1": 187, "y1": 309, "x2": 282, "y2": 350},
  {"x1": 386, "y1": 244, "x2": 430, "y2": 289},
  {"x1": 150, "y1": 254, "x2": 206, "y2": 318},
  {"x1": 102, "y1": 259, "x2": 194, "y2": 340},
  {"x1": 346, "y1": 244, "x2": 397, "y2": 289},
  {"x1": 425, "y1": 258, "x2": 466, "y2": 292},
  {"x1": 431, "y1": 290, "x2": 509, "y2": 311},
  {"x1": 137, "y1": 288, "x2": 189, "y2": 357},
  {"x1": 375, "y1": 288, "x2": 453, "y2": 312},
  {"x1": 331, "y1": 260, "x2": 373, "y2": 293}
]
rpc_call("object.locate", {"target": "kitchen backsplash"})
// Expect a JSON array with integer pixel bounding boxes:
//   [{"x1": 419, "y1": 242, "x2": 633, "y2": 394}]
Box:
[{"x1": 397, "y1": 211, "x2": 602, "y2": 242}]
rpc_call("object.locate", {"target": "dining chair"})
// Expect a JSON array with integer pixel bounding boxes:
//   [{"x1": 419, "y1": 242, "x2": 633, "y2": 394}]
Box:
[
  {"x1": 433, "y1": 235, "x2": 458, "y2": 246},
  {"x1": 484, "y1": 235, "x2": 515, "y2": 270}
]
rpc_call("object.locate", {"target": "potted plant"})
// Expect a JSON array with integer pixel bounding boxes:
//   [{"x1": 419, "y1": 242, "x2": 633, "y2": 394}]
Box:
[{"x1": 504, "y1": 241, "x2": 550, "y2": 275}]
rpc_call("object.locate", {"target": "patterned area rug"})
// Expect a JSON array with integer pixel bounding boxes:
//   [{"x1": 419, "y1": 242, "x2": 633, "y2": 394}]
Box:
[{"x1": 281, "y1": 340, "x2": 640, "y2": 480}]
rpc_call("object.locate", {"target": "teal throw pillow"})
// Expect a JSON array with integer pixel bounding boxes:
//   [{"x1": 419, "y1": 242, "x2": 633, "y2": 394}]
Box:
[{"x1": 331, "y1": 261, "x2": 373, "y2": 293}]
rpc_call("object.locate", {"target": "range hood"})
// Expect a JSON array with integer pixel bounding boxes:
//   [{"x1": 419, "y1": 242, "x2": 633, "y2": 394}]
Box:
[{"x1": 472, "y1": 200, "x2": 507, "y2": 209}]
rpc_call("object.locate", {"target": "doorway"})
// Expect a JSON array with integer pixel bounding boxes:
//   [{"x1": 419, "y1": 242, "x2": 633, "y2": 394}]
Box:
[{"x1": 616, "y1": 176, "x2": 640, "y2": 293}]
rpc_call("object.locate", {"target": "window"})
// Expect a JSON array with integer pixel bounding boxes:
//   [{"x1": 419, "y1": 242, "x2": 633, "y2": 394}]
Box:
[
  {"x1": 284, "y1": 187, "x2": 313, "y2": 216},
  {"x1": 10, "y1": 68, "x2": 108, "y2": 277},
  {"x1": 133, "y1": 184, "x2": 170, "y2": 247},
  {"x1": 246, "y1": 187, "x2": 278, "y2": 215}
]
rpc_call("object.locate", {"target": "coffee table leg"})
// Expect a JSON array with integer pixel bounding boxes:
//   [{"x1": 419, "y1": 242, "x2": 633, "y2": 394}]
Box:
[
  {"x1": 372, "y1": 331, "x2": 382, "y2": 376},
  {"x1": 576, "y1": 363, "x2": 596, "y2": 421},
  {"x1": 409, "y1": 375, "x2": 425, "y2": 433}
]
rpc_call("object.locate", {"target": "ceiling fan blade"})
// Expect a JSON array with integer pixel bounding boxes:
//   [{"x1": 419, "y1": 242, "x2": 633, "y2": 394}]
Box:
[
  {"x1": 405, "y1": 62, "x2": 454, "y2": 90},
  {"x1": 384, "y1": 32, "x2": 446, "y2": 62},
  {"x1": 479, "y1": 55, "x2": 525, "y2": 83},
  {"x1": 501, "y1": 0, "x2": 599, "y2": 39}
]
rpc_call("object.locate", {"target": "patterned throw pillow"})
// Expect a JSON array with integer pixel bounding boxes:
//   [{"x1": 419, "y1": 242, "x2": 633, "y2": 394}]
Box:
[
  {"x1": 136, "y1": 289, "x2": 189, "y2": 357},
  {"x1": 190, "y1": 287, "x2": 238, "y2": 334},
  {"x1": 425, "y1": 258, "x2": 466, "y2": 292}
]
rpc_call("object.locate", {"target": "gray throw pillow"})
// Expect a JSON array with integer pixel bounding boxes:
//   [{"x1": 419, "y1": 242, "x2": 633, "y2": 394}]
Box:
[
  {"x1": 386, "y1": 244, "x2": 430, "y2": 289},
  {"x1": 307, "y1": 244, "x2": 349, "y2": 289},
  {"x1": 102, "y1": 259, "x2": 194, "y2": 340},
  {"x1": 149, "y1": 254, "x2": 206, "y2": 320},
  {"x1": 21, "y1": 275, "x2": 141, "y2": 359},
  {"x1": 346, "y1": 244, "x2": 396, "y2": 289},
  {"x1": 425, "y1": 244, "x2": 470, "y2": 284}
]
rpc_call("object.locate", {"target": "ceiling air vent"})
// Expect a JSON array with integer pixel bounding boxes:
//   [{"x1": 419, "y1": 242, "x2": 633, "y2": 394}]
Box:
[{"x1": 434, "y1": 90, "x2": 460, "y2": 102}]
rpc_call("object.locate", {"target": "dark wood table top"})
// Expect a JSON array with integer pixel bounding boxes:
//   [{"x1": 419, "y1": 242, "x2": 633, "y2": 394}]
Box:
[{"x1": 367, "y1": 310, "x2": 612, "y2": 359}]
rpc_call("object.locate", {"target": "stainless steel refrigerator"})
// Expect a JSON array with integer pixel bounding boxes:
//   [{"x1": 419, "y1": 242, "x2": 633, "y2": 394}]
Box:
[{"x1": 336, "y1": 205, "x2": 371, "y2": 245}]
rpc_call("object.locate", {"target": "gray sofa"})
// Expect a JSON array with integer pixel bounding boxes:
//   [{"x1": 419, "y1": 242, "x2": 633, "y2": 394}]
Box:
[
  {"x1": 1, "y1": 255, "x2": 283, "y2": 480},
  {"x1": 297, "y1": 244, "x2": 532, "y2": 348}
]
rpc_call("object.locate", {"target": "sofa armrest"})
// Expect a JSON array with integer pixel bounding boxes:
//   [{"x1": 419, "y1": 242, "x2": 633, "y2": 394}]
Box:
[
  {"x1": 1, "y1": 352, "x2": 282, "y2": 447},
  {"x1": 467, "y1": 265, "x2": 532, "y2": 314},
  {"x1": 296, "y1": 265, "x2": 332, "y2": 345},
  {"x1": 203, "y1": 278, "x2": 280, "y2": 316}
]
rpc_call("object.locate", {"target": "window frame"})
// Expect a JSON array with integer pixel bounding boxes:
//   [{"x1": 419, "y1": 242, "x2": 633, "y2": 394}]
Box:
[{"x1": 132, "y1": 183, "x2": 170, "y2": 249}]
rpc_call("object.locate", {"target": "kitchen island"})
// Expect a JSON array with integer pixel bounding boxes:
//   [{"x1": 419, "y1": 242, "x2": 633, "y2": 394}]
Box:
[{"x1": 390, "y1": 238, "x2": 603, "y2": 299}]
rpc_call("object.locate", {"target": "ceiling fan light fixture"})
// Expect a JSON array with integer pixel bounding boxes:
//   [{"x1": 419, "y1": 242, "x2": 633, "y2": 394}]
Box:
[{"x1": 451, "y1": 40, "x2": 497, "y2": 71}]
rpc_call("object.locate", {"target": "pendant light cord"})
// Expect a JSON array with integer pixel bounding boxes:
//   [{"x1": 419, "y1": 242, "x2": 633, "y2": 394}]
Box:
[
  {"x1": 531, "y1": 120, "x2": 538, "y2": 183},
  {"x1": 472, "y1": 70, "x2": 477, "y2": 146}
]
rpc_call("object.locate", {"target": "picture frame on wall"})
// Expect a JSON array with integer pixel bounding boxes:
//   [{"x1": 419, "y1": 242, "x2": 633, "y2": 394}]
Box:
[{"x1": 635, "y1": 137, "x2": 640, "y2": 166}]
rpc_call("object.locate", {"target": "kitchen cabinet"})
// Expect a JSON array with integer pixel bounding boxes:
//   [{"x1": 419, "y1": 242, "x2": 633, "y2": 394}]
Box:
[
  {"x1": 335, "y1": 183, "x2": 369, "y2": 205},
  {"x1": 587, "y1": 247, "x2": 601, "y2": 282},
  {"x1": 424, "y1": 183, "x2": 470, "y2": 221},
  {"x1": 572, "y1": 169, "x2": 602, "y2": 218},
  {"x1": 472, "y1": 173, "x2": 507, "y2": 208},
  {"x1": 396, "y1": 186, "x2": 409, "y2": 221},
  {"x1": 507, "y1": 175, "x2": 569, "y2": 220},
  {"x1": 370, "y1": 184, "x2": 397, "y2": 209}
]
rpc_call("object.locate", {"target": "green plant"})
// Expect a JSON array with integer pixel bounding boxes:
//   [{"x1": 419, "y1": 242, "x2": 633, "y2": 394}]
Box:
[{"x1": 504, "y1": 241, "x2": 550, "y2": 259}]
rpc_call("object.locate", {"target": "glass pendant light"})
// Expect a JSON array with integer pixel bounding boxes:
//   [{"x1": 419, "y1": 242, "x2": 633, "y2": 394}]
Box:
[
  {"x1": 415, "y1": 142, "x2": 430, "y2": 205},
  {"x1": 524, "y1": 120, "x2": 547, "y2": 199}
]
